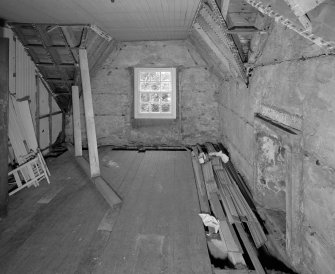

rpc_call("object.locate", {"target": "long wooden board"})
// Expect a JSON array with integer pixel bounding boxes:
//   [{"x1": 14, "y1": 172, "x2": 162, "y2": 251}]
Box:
[
  {"x1": 235, "y1": 223, "x2": 266, "y2": 274},
  {"x1": 191, "y1": 156, "x2": 210, "y2": 213},
  {"x1": 0, "y1": 38, "x2": 9, "y2": 217},
  {"x1": 79, "y1": 49, "x2": 100, "y2": 177},
  {"x1": 71, "y1": 86, "x2": 82, "y2": 157}
]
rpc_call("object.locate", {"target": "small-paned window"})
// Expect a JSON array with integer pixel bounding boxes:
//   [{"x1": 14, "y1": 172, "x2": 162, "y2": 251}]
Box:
[{"x1": 134, "y1": 68, "x2": 176, "y2": 119}]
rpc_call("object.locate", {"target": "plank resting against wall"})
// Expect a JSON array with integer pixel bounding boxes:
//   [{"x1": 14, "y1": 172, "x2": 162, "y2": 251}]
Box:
[{"x1": 0, "y1": 38, "x2": 9, "y2": 217}]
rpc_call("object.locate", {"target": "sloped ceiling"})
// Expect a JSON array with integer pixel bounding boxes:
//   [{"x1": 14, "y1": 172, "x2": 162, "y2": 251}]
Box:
[
  {"x1": 0, "y1": 0, "x2": 201, "y2": 41},
  {"x1": 10, "y1": 24, "x2": 118, "y2": 112},
  {"x1": 3, "y1": 0, "x2": 335, "y2": 113}
]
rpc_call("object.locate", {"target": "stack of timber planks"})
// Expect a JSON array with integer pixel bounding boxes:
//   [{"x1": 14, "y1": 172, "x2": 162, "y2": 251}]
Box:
[{"x1": 191, "y1": 143, "x2": 266, "y2": 274}]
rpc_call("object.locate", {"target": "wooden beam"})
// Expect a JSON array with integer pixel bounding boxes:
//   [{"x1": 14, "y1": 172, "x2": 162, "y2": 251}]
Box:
[
  {"x1": 71, "y1": 86, "x2": 82, "y2": 156},
  {"x1": 79, "y1": 49, "x2": 100, "y2": 177},
  {"x1": 48, "y1": 91, "x2": 53, "y2": 148},
  {"x1": 90, "y1": 25, "x2": 113, "y2": 42},
  {"x1": 39, "y1": 110, "x2": 62, "y2": 119},
  {"x1": 79, "y1": 27, "x2": 89, "y2": 49},
  {"x1": 35, "y1": 75, "x2": 40, "y2": 147},
  {"x1": 193, "y1": 23, "x2": 233, "y2": 75},
  {"x1": 26, "y1": 44, "x2": 77, "y2": 50},
  {"x1": 66, "y1": 143, "x2": 121, "y2": 208},
  {"x1": 61, "y1": 26, "x2": 81, "y2": 48},
  {"x1": 58, "y1": 27, "x2": 78, "y2": 64},
  {"x1": 226, "y1": 26, "x2": 260, "y2": 33},
  {"x1": 221, "y1": 0, "x2": 230, "y2": 19},
  {"x1": 198, "y1": 2, "x2": 248, "y2": 79},
  {"x1": 32, "y1": 24, "x2": 72, "y2": 87},
  {"x1": 0, "y1": 38, "x2": 9, "y2": 218},
  {"x1": 47, "y1": 78, "x2": 74, "y2": 83},
  {"x1": 235, "y1": 223, "x2": 266, "y2": 274},
  {"x1": 217, "y1": 7, "x2": 247, "y2": 62},
  {"x1": 36, "y1": 63, "x2": 75, "y2": 68},
  {"x1": 16, "y1": 100, "x2": 39, "y2": 151}
]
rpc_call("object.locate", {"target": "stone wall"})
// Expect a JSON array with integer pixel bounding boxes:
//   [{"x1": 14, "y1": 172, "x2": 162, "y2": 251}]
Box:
[
  {"x1": 219, "y1": 24, "x2": 335, "y2": 273},
  {"x1": 66, "y1": 40, "x2": 221, "y2": 146}
]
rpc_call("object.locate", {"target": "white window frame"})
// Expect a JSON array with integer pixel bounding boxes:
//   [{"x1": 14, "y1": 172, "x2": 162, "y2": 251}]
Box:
[{"x1": 134, "y1": 67, "x2": 177, "y2": 119}]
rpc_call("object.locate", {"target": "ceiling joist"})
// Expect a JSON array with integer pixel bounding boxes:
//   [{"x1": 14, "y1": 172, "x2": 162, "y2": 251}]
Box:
[
  {"x1": 194, "y1": 23, "x2": 234, "y2": 75},
  {"x1": 10, "y1": 23, "x2": 118, "y2": 112},
  {"x1": 192, "y1": 0, "x2": 248, "y2": 82}
]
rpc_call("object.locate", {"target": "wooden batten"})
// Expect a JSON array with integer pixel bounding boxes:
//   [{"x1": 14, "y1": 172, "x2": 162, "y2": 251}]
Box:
[
  {"x1": 71, "y1": 86, "x2": 82, "y2": 156},
  {"x1": 221, "y1": 0, "x2": 230, "y2": 19},
  {"x1": 0, "y1": 37, "x2": 9, "y2": 217},
  {"x1": 79, "y1": 49, "x2": 100, "y2": 177},
  {"x1": 8, "y1": 97, "x2": 28, "y2": 163},
  {"x1": 15, "y1": 100, "x2": 39, "y2": 151},
  {"x1": 48, "y1": 88, "x2": 53, "y2": 149},
  {"x1": 193, "y1": 23, "x2": 232, "y2": 76},
  {"x1": 35, "y1": 75, "x2": 40, "y2": 146}
]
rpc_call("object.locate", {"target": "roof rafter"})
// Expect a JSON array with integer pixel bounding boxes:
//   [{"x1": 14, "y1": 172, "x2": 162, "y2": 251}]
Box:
[{"x1": 193, "y1": 0, "x2": 248, "y2": 82}]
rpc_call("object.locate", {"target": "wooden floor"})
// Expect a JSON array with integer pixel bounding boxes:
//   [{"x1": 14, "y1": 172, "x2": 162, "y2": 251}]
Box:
[{"x1": 0, "y1": 148, "x2": 212, "y2": 274}]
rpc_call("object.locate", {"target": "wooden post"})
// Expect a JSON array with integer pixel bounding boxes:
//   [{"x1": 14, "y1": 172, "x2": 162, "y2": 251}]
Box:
[
  {"x1": 35, "y1": 75, "x2": 40, "y2": 147},
  {"x1": 48, "y1": 88, "x2": 52, "y2": 148},
  {"x1": 0, "y1": 38, "x2": 9, "y2": 217},
  {"x1": 71, "y1": 86, "x2": 82, "y2": 156},
  {"x1": 79, "y1": 49, "x2": 100, "y2": 177}
]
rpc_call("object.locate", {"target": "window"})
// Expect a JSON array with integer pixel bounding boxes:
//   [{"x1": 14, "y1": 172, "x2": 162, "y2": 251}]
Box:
[{"x1": 134, "y1": 67, "x2": 176, "y2": 119}]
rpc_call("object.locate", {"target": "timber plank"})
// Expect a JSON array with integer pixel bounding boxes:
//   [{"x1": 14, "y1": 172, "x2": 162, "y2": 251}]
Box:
[
  {"x1": 71, "y1": 86, "x2": 82, "y2": 156},
  {"x1": 0, "y1": 37, "x2": 9, "y2": 217},
  {"x1": 37, "y1": 186, "x2": 64, "y2": 204},
  {"x1": 96, "y1": 151, "x2": 212, "y2": 274},
  {"x1": 235, "y1": 223, "x2": 266, "y2": 274},
  {"x1": 79, "y1": 48, "x2": 100, "y2": 177},
  {"x1": 0, "y1": 150, "x2": 211, "y2": 273},
  {"x1": 191, "y1": 155, "x2": 211, "y2": 213},
  {"x1": 0, "y1": 152, "x2": 108, "y2": 273},
  {"x1": 74, "y1": 154, "x2": 122, "y2": 207}
]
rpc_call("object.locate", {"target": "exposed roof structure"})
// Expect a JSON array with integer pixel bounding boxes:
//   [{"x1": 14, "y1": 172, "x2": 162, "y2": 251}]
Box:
[{"x1": 1, "y1": 0, "x2": 334, "y2": 112}]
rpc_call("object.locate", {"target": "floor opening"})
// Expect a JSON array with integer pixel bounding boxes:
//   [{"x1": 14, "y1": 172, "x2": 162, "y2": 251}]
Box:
[{"x1": 258, "y1": 246, "x2": 298, "y2": 274}]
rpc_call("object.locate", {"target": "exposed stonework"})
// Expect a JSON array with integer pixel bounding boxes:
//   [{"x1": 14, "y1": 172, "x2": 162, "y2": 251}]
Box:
[
  {"x1": 66, "y1": 40, "x2": 222, "y2": 146},
  {"x1": 218, "y1": 23, "x2": 335, "y2": 273},
  {"x1": 255, "y1": 130, "x2": 287, "y2": 211}
]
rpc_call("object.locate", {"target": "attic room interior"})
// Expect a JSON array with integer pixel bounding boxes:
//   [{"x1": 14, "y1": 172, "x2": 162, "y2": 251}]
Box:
[{"x1": 0, "y1": 0, "x2": 335, "y2": 273}]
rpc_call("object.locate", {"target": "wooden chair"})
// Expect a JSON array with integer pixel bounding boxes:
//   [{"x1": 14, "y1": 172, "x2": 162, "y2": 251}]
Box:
[{"x1": 8, "y1": 151, "x2": 51, "y2": 196}]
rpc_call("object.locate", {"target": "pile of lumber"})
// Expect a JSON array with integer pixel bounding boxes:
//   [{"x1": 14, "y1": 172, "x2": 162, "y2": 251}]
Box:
[{"x1": 191, "y1": 143, "x2": 266, "y2": 274}]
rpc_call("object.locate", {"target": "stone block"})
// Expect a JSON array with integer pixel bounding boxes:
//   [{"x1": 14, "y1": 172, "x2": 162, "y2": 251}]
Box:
[{"x1": 303, "y1": 230, "x2": 335, "y2": 274}]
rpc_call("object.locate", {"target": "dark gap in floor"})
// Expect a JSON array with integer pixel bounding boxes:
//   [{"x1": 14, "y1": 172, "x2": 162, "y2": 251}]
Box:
[
  {"x1": 93, "y1": 145, "x2": 187, "y2": 151},
  {"x1": 258, "y1": 246, "x2": 298, "y2": 274},
  {"x1": 113, "y1": 147, "x2": 187, "y2": 151},
  {"x1": 44, "y1": 144, "x2": 68, "y2": 158},
  {"x1": 232, "y1": 223, "x2": 254, "y2": 270},
  {"x1": 208, "y1": 247, "x2": 234, "y2": 269},
  {"x1": 204, "y1": 224, "x2": 233, "y2": 269}
]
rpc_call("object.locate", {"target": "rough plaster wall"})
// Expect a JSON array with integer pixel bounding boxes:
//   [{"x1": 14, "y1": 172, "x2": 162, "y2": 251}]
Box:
[
  {"x1": 66, "y1": 40, "x2": 221, "y2": 146},
  {"x1": 219, "y1": 23, "x2": 335, "y2": 273}
]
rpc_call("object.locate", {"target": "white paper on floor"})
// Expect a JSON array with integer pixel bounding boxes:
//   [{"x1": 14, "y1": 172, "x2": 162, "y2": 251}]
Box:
[{"x1": 199, "y1": 213, "x2": 220, "y2": 233}]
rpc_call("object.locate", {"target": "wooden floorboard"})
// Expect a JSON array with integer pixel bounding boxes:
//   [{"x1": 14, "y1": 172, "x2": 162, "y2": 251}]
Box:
[
  {"x1": 0, "y1": 150, "x2": 212, "y2": 274},
  {"x1": 96, "y1": 151, "x2": 212, "y2": 274}
]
